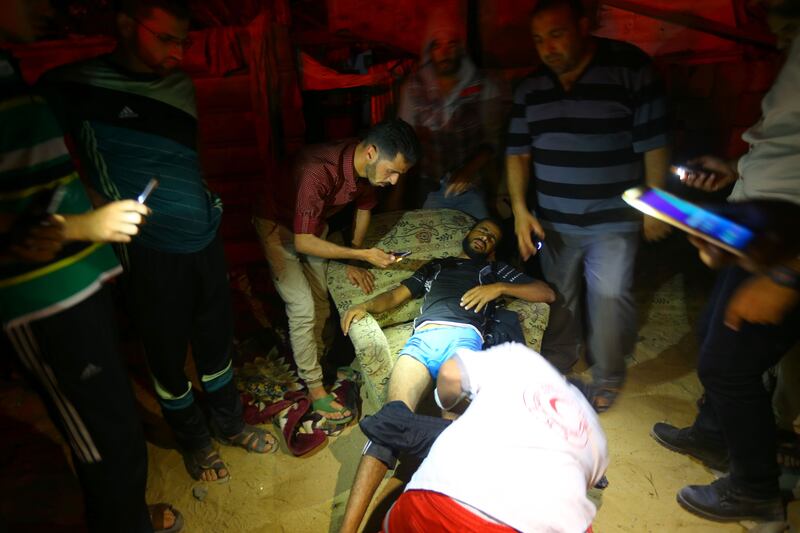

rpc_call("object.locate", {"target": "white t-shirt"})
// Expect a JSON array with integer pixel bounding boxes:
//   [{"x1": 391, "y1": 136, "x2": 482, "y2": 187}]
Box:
[
  {"x1": 732, "y1": 34, "x2": 800, "y2": 205},
  {"x1": 406, "y1": 343, "x2": 608, "y2": 533}
]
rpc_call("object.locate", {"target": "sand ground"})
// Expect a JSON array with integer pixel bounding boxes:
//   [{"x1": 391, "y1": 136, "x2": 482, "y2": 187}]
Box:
[{"x1": 1, "y1": 237, "x2": 796, "y2": 532}]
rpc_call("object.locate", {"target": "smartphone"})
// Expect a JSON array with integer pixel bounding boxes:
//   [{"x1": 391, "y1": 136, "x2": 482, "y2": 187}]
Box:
[
  {"x1": 622, "y1": 186, "x2": 755, "y2": 256},
  {"x1": 45, "y1": 185, "x2": 67, "y2": 214},
  {"x1": 391, "y1": 250, "x2": 412, "y2": 258},
  {"x1": 137, "y1": 178, "x2": 159, "y2": 204},
  {"x1": 670, "y1": 165, "x2": 709, "y2": 181}
]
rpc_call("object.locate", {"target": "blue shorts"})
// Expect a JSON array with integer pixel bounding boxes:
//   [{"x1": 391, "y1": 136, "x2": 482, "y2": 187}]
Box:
[{"x1": 399, "y1": 326, "x2": 482, "y2": 378}]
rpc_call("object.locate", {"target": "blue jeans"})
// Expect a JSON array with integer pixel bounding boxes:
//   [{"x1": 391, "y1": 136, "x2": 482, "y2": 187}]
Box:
[
  {"x1": 537, "y1": 229, "x2": 639, "y2": 387},
  {"x1": 422, "y1": 179, "x2": 489, "y2": 220},
  {"x1": 692, "y1": 266, "x2": 800, "y2": 496}
]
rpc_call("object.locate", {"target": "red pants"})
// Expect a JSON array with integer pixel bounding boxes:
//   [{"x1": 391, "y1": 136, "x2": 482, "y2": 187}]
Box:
[
  {"x1": 381, "y1": 490, "x2": 516, "y2": 533},
  {"x1": 381, "y1": 490, "x2": 594, "y2": 533}
]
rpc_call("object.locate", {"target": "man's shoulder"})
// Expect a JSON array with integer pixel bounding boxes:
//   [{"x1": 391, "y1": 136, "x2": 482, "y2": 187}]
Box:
[
  {"x1": 595, "y1": 37, "x2": 652, "y2": 69},
  {"x1": 40, "y1": 55, "x2": 106, "y2": 85},
  {"x1": 513, "y1": 68, "x2": 554, "y2": 95},
  {"x1": 298, "y1": 138, "x2": 354, "y2": 165},
  {"x1": 399, "y1": 71, "x2": 427, "y2": 100}
]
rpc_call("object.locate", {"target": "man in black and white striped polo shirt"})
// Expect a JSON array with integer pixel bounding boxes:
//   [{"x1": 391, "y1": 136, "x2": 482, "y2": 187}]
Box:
[{"x1": 506, "y1": 0, "x2": 671, "y2": 411}]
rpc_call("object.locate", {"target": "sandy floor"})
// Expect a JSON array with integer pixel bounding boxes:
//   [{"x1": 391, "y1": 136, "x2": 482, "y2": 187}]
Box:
[
  {"x1": 139, "y1": 244, "x2": 749, "y2": 532},
  {"x1": 0, "y1": 237, "x2": 793, "y2": 532}
]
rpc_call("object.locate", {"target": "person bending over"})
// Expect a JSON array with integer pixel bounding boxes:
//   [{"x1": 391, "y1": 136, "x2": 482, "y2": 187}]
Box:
[{"x1": 338, "y1": 218, "x2": 555, "y2": 532}]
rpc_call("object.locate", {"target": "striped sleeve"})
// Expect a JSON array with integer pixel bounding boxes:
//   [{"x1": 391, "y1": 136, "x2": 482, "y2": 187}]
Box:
[
  {"x1": 494, "y1": 262, "x2": 534, "y2": 284},
  {"x1": 631, "y1": 63, "x2": 668, "y2": 153},
  {"x1": 506, "y1": 80, "x2": 533, "y2": 156}
]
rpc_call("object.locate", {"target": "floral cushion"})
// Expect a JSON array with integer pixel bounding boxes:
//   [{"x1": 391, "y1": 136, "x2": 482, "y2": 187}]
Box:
[{"x1": 327, "y1": 209, "x2": 550, "y2": 405}]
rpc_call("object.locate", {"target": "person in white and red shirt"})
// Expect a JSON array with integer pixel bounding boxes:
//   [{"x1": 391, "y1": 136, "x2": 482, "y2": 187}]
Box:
[{"x1": 341, "y1": 342, "x2": 608, "y2": 533}]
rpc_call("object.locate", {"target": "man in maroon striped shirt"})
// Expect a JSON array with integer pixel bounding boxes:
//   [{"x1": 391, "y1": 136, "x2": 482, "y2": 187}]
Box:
[{"x1": 254, "y1": 119, "x2": 420, "y2": 423}]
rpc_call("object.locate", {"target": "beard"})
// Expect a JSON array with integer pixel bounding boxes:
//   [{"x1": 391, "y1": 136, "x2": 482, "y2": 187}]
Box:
[
  {"x1": 462, "y1": 236, "x2": 490, "y2": 261},
  {"x1": 365, "y1": 160, "x2": 379, "y2": 185}
]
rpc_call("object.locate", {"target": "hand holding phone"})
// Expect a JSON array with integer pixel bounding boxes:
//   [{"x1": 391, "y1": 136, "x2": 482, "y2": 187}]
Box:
[
  {"x1": 137, "y1": 178, "x2": 159, "y2": 204},
  {"x1": 623, "y1": 186, "x2": 755, "y2": 257},
  {"x1": 671, "y1": 155, "x2": 738, "y2": 192}
]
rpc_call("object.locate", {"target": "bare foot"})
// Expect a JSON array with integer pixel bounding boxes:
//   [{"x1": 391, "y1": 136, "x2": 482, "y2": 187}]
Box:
[
  {"x1": 185, "y1": 446, "x2": 229, "y2": 482},
  {"x1": 148, "y1": 503, "x2": 177, "y2": 530}
]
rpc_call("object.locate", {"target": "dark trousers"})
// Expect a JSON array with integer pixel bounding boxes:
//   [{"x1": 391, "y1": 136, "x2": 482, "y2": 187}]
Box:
[
  {"x1": 692, "y1": 265, "x2": 800, "y2": 496},
  {"x1": 125, "y1": 234, "x2": 243, "y2": 451},
  {"x1": 5, "y1": 287, "x2": 152, "y2": 533}
]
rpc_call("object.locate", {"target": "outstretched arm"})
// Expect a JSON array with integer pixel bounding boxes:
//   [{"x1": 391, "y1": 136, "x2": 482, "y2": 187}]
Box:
[
  {"x1": 295, "y1": 232, "x2": 396, "y2": 268},
  {"x1": 461, "y1": 279, "x2": 555, "y2": 313},
  {"x1": 341, "y1": 284, "x2": 413, "y2": 335}
]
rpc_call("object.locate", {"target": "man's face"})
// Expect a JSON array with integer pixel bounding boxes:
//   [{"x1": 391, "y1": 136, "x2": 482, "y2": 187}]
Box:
[
  {"x1": 122, "y1": 7, "x2": 191, "y2": 75},
  {"x1": 0, "y1": 0, "x2": 53, "y2": 43},
  {"x1": 430, "y1": 38, "x2": 462, "y2": 76},
  {"x1": 464, "y1": 220, "x2": 502, "y2": 257},
  {"x1": 531, "y1": 5, "x2": 590, "y2": 75},
  {"x1": 364, "y1": 150, "x2": 412, "y2": 187}
]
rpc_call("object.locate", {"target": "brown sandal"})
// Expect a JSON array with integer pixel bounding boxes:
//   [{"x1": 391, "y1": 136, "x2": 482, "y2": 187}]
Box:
[
  {"x1": 183, "y1": 445, "x2": 230, "y2": 483},
  {"x1": 148, "y1": 503, "x2": 184, "y2": 533},
  {"x1": 589, "y1": 386, "x2": 622, "y2": 413},
  {"x1": 218, "y1": 424, "x2": 278, "y2": 454}
]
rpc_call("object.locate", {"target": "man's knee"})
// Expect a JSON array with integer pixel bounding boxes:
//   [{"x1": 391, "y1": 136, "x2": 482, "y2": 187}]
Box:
[
  {"x1": 284, "y1": 298, "x2": 316, "y2": 329},
  {"x1": 387, "y1": 355, "x2": 433, "y2": 410}
]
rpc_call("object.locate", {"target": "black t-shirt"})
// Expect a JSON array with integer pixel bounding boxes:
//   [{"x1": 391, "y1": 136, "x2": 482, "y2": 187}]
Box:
[{"x1": 400, "y1": 257, "x2": 534, "y2": 334}]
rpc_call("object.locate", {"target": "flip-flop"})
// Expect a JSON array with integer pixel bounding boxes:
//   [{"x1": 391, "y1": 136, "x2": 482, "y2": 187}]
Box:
[
  {"x1": 149, "y1": 503, "x2": 184, "y2": 533},
  {"x1": 182, "y1": 445, "x2": 230, "y2": 483},
  {"x1": 312, "y1": 393, "x2": 354, "y2": 425},
  {"x1": 332, "y1": 378, "x2": 360, "y2": 424}
]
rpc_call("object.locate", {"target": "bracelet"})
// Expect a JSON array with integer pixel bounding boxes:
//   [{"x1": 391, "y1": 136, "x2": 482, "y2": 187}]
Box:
[{"x1": 768, "y1": 265, "x2": 800, "y2": 290}]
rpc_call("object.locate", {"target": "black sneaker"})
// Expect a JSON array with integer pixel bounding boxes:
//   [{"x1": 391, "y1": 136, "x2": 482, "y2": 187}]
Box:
[
  {"x1": 650, "y1": 422, "x2": 729, "y2": 472},
  {"x1": 677, "y1": 477, "x2": 785, "y2": 522}
]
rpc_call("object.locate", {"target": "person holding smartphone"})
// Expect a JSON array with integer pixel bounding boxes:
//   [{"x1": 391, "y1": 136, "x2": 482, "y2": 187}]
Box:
[
  {"x1": 650, "y1": 1, "x2": 800, "y2": 524},
  {"x1": 252, "y1": 120, "x2": 419, "y2": 424},
  {"x1": 41, "y1": 0, "x2": 276, "y2": 484},
  {"x1": 505, "y1": 0, "x2": 671, "y2": 413},
  {"x1": 338, "y1": 218, "x2": 555, "y2": 533},
  {"x1": 0, "y1": 1, "x2": 183, "y2": 531}
]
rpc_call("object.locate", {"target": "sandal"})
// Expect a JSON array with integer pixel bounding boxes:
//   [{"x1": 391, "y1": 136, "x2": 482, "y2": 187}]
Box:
[
  {"x1": 588, "y1": 386, "x2": 621, "y2": 413},
  {"x1": 777, "y1": 434, "x2": 800, "y2": 471},
  {"x1": 312, "y1": 393, "x2": 353, "y2": 426},
  {"x1": 217, "y1": 424, "x2": 278, "y2": 454},
  {"x1": 149, "y1": 503, "x2": 184, "y2": 533},
  {"x1": 183, "y1": 445, "x2": 230, "y2": 483}
]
